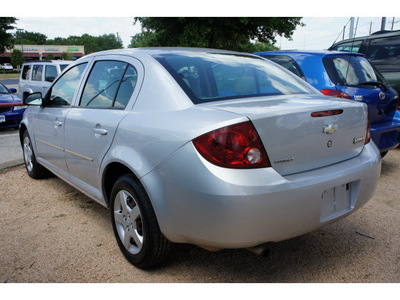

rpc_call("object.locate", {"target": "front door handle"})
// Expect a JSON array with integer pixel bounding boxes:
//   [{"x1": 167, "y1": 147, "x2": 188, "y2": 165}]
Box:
[
  {"x1": 55, "y1": 120, "x2": 63, "y2": 128},
  {"x1": 92, "y1": 128, "x2": 108, "y2": 136}
]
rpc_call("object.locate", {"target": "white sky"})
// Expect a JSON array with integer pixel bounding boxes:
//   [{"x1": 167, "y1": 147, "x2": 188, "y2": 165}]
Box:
[{"x1": 2, "y1": 1, "x2": 400, "y2": 50}]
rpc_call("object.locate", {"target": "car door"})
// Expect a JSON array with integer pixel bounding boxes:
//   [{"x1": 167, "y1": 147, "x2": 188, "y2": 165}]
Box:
[
  {"x1": 64, "y1": 56, "x2": 142, "y2": 201},
  {"x1": 33, "y1": 63, "x2": 88, "y2": 178}
]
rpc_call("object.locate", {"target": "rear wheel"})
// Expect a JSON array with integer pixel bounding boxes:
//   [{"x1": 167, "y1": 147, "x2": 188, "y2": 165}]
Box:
[
  {"x1": 110, "y1": 175, "x2": 172, "y2": 269},
  {"x1": 22, "y1": 131, "x2": 50, "y2": 179}
]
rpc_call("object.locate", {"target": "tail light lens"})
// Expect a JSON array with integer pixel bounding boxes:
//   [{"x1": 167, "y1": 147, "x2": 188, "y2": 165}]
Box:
[
  {"x1": 365, "y1": 113, "x2": 371, "y2": 145},
  {"x1": 321, "y1": 89, "x2": 351, "y2": 100},
  {"x1": 193, "y1": 121, "x2": 271, "y2": 169}
]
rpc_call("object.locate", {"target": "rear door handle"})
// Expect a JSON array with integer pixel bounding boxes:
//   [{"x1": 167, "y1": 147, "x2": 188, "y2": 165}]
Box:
[
  {"x1": 55, "y1": 121, "x2": 63, "y2": 127},
  {"x1": 92, "y1": 128, "x2": 108, "y2": 135}
]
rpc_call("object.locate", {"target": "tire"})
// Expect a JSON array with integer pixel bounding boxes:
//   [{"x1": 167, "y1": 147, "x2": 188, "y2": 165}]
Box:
[
  {"x1": 110, "y1": 175, "x2": 172, "y2": 269},
  {"x1": 22, "y1": 131, "x2": 50, "y2": 179}
]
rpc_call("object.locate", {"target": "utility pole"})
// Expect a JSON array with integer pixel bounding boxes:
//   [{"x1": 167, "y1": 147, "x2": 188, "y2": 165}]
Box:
[
  {"x1": 343, "y1": 26, "x2": 345, "y2": 40},
  {"x1": 391, "y1": 17, "x2": 395, "y2": 30},
  {"x1": 381, "y1": 17, "x2": 386, "y2": 31},
  {"x1": 349, "y1": 17, "x2": 355, "y2": 39},
  {"x1": 16, "y1": 28, "x2": 24, "y2": 65},
  {"x1": 369, "y1": 22, "x2": 372, "y2": 35}
]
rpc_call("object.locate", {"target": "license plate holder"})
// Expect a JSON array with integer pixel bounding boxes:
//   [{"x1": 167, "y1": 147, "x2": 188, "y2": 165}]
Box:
[{"x1": 320, "y1": 183, "x2": 353, "y2": 222}]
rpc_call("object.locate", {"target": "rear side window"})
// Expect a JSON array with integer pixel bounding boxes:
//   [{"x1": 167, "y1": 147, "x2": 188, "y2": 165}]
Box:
[
  {"x1": 323, "y1": 55, "x2": 387, "y2": 87},
  {"x1": 154, "y1": 53, "x2": 313, "y2": 104},
  {"x1": 21, "y1": 65, "x2": 31, "y2": 80},
  {"x1": 80, "y1": 60, "x2": 137, "y2": 108},
  {"x1": 366, "y1": 37, "x2": 400, "y2": 65},
  {"x1": 60, "y1": 64, "x2": 69, "y2": 71},
  {"x1": 261, "y1": 55, "x2": 305, "y2": 80},
  {"x1": 32, "y1": 65, "x2": 43, "y2": 81},
  {"x1": 331, "y1": 41, "x2": 362, "y2": 53},
  {"x1": 45, "y1": 65, "x2": 57, "y2": 82}
]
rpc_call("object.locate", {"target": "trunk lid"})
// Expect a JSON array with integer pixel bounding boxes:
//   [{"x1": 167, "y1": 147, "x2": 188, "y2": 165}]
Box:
[{"x1": 202, "y1": 94, "x2": 368, "y2": 176}]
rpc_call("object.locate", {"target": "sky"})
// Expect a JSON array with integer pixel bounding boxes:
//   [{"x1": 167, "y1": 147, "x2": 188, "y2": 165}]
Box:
[{"x1": 3, "y1": 1, "x2": 400, "y2": 50}]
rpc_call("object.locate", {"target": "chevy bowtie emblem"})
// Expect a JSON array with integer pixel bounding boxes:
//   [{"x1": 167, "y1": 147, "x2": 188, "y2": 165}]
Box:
[{"x1": 323, "y1": 124, "x2": 338, "y2": 134}]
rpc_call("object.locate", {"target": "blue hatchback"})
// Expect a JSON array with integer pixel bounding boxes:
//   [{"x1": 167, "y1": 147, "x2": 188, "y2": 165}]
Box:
[
  {"x1": 0, "y1": 82, "x2": 26, "y2": 129},
  {"x1": 254, "y1": 50, "x2": 400, "y2": 156}
]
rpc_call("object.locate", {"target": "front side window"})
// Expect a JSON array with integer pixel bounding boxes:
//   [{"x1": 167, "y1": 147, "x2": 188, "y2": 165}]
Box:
[
  {"x1": 21, "y1": 65, "x2": 31, "y2": 80},
  {"x1": 323, "y1": 55, "x2": 387, "y2": 87},
  {"x1": 261, "y1": 55, "x2": 306, "y2": 80},
  {"x1": 154, "y1": 53, "x2": 313, "y2": 104},
  {"x1": 47, "y1": 63, "x2": 87, "y2": 106},
  {"x1": 80, "y1": 60, "x2": 137, "y2": 108}
]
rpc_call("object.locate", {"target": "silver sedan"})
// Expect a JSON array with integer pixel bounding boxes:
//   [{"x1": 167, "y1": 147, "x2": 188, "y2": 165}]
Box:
[{"x1": 20, "y1": 48, "x2": 381, "y2": 269}]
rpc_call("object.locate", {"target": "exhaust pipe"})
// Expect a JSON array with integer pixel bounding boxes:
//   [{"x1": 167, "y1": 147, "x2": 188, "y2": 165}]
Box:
[{"x1": 247, "y1": 244, "x2": 270, "y2": 257}]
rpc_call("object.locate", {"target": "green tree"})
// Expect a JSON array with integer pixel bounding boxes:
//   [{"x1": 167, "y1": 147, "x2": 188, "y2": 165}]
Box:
[
  {"x1": 10, "y1": 49, "x2": 24, "y2": 70},
  {"x1": 60, "y1": 52, "x2": 73, "y2": 60},
  {"x1": 133, "y1": 17, "x2": 303, "y2": 52},
  {"x1": 0, "y1": 17, "x2": 17, "y2": 53},
  {"x1": 45, "y1": 53, "x2": 55, "y2": 60},
  {"x1": 13, "y1": 30, "x2": 47, "y2": 45}
]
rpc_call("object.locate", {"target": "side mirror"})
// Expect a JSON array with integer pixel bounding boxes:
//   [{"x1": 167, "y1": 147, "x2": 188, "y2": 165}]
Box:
[
  {"x1": 24, "y1": 92, "x2": 43, "y2": 106},
  {"x1": 9, "y1": 88, "x2": 17, "y2": 94}
]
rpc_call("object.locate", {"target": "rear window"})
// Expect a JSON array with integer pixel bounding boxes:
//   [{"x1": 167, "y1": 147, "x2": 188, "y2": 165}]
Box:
[
  {"x1": 330, "y1": 40, "x2": 362, "y2": 53},
  {"x1": 154, "y1": 53, "x2": 314, "y2": 104},
  {"x1": 323, "y1": 54, "x2": 388, "y2": 87}
]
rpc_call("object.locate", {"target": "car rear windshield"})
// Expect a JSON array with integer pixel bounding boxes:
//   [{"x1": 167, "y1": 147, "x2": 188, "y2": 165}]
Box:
[
  {"x1": 154, "y1": 53, "x2": 314, "y2": 104},
  {"x1": 323, "y1": 54, "x2": 389, "y2": 87}
]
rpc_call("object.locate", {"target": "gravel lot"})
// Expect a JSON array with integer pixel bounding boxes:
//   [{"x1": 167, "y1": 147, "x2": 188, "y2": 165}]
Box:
[{"x1": 0, "y1": 148, "x2": 399, "y2": 283}]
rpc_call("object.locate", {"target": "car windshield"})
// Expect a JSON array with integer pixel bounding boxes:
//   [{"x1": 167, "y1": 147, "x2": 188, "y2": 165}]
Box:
[
  {"x1": 154, "y1": 53, "x2": 314, "y2": 104},
  {"x1": 0, "y1": 83, "x2": 9, "y2": 94},
  {"x1": 323, "y1": 54, "x2": 389, "y2": 87}
]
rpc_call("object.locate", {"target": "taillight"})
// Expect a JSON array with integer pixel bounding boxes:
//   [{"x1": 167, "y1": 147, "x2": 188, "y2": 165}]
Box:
[
  {"x1": 321, "y1": 89, "x2": 351, "y2": 100},
  {"x1": 193, "y1": 121, "x2": 271, "y2": 169},
  {"x1": 396, "y1": 95, "x2": 399, "y2": 111},
  {"x1": 365, "y1": 113, "x2": 371, "y2": 145}
]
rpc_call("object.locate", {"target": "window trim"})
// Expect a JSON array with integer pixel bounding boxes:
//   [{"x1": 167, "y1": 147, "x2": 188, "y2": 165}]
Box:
[{"x1": 78, "y1": 59, "x2": 137, "y2": 109}]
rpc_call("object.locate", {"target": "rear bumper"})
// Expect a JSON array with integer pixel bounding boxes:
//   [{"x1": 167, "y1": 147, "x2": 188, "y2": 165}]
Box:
[
  {"x1": 371, "y1": 118, "x2": 400, "y2": 152},
  {"x1": 142, "y1": 141, "x2": 381, "y2": 249}
]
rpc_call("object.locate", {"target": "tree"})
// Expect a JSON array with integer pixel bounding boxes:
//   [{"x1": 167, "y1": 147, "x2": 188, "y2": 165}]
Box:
[
  {"x1": 60, "y1": 52, "x2": 73, "y2": 60},
  {"x1": 10, "y1": 49, "x2": 24, "y2": 70},
  {"x1": 133, "y1": 17, "x2": 303, "y2": 52},
  {"x1": 13, "y1": 30, "x2": 47, "y2": 45},
  {"x1": 45, "y1": 54, "x2": 55, "y2": 60},
  {"x1": 0, "y1": 17, "x2": 17, "y2": 53}
]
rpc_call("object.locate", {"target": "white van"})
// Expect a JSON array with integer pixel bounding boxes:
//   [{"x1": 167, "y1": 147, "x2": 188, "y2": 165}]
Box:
[{"x1": 19, "y1": 60, "x2": 72, "y2": 100}]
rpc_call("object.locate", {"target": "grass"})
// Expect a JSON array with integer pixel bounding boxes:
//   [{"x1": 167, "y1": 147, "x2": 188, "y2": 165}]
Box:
[{"x1": 0, "y1": 73, "x2": 20, "y2": 79}]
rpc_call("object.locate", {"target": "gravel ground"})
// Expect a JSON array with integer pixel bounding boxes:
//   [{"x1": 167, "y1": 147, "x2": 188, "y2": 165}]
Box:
[{"x1": 0, "y1": 148, "x2": 400, "y2": 283}]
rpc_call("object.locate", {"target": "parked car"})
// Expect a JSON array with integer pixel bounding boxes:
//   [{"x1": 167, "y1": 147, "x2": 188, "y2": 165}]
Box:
[
  {"x1": 1, "y1": 63, "x2": 14, "y2": 70},
  {"x1": 0, "y1": 82, "x2": 26, "y2": 129},
  {"x1": 329, "y1": 30, "x2": 400, "y2": 94},
  {"x1": 19, "y1": 60, "x2": 72, "y2": 100},
  {"x1": 20, "y1": 48, "x2": 381, "y2": 269},
  {"x1": 254, "y1": 50, "x2": 400, "y2": 156}
]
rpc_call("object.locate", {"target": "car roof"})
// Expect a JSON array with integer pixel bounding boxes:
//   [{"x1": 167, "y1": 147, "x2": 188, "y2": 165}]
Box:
[
  {"x1": 331, "y1": 29, "x2": 400, "y2": 46},
  {"x1": 83, "y1": 47, "x2": 257, "y2": 59},
  {"x1": 255, "y1": 50, "x2": 364, "y2": 58},
  {"x1": 22, "y1": 60, "x2": 73, "y2": 65}
]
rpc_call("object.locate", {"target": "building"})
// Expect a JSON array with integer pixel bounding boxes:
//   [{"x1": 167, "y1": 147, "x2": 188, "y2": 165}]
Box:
[{"x1": 0, "y1": 44, "x2": 85, "y2": 64}]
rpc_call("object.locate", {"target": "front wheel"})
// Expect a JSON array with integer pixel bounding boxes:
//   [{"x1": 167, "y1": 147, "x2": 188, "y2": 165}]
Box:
[
  {"x1": 110, "y1": 175, "x2": 172, "y2": 269},
  {"x1": 22, "y1": 131, "x2": 50, "y2": 179}
]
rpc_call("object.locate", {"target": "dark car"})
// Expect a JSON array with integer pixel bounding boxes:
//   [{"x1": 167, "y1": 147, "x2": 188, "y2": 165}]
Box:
[
  {"x1": 0, "y1": 82, "x2": 26, "y2": 129},
  {"x1": 253, "y1": 50, "x2": 400, "y2": 156},
  {"x1": 329, "y1": 30, "x2": 400, "y2": 94}
]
